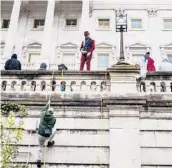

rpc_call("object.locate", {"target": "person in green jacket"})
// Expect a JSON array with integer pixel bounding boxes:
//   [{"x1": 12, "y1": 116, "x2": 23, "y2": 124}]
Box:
[{"x1": 37, "y1": 100, "x2": 56, "y2": 168}]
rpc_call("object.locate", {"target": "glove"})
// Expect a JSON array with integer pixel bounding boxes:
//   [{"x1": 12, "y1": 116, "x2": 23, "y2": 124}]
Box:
[
  {"x1": 87, "y1": 52, "x2": 91, "y2": 56},
  {"x1": 81, "y1": 50, "x2": 87, "y2": 54},
  {"x1": 48, "y1": 99, "x2": 51, "y2": 105}
]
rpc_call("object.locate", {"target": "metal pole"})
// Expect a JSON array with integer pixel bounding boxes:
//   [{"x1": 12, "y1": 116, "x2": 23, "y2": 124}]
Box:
[{"x1": 120, "y1": 26, "x2": 124, "y2": 61}]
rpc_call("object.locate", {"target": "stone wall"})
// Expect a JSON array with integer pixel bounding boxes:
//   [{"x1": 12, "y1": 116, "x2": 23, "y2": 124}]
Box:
[{"x1": 1, "y1": 91, "x2": 172, "y2": 168}]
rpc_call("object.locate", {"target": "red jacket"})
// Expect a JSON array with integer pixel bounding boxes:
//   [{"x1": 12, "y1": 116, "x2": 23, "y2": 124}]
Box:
[
  {"x1": 80, "y1": 39, "x2": 95, "y2": 54},
  {"x1": 147, "y1": 57, "x2": 156, "y2": 72}
]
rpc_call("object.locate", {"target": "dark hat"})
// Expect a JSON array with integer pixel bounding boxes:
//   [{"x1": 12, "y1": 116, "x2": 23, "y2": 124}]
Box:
[
  {"x1": 84, "y1": 31, "x2": 90, "y2": 36},
  {"x1": 146, "y1": 52, "x2": 150, "y2": 55},
  {"x1": 11, "y1": 54, "x2": 17, "y2": 59}
]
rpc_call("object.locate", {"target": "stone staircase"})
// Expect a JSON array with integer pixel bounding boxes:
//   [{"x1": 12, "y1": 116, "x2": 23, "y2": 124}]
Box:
[{"x1": 10, "y1": 106, "x2": 110, "y2": 168}]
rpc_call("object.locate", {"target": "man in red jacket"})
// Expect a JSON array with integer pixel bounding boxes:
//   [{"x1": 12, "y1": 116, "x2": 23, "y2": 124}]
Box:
[{"x1": 80, "y1": 31, "x2": 95, "y2": 71}]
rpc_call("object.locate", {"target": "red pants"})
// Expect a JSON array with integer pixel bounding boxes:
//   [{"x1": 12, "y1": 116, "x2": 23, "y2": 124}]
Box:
[{"x1": 80, "y1": 54, "x2": 92, "y2": 71}]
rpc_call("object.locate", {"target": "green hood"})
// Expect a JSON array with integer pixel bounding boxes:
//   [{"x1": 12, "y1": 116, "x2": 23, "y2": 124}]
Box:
[{"x1": 38, "y1": 104, "x2": 56, "y2": 137}]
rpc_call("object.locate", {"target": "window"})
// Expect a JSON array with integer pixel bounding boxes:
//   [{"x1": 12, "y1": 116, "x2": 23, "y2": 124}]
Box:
[
  {"x1": 62, "y1": 53, "x2": 75, "y2": 70},
  {"x1": 28, "y1": 53, "x2": 40, "y2": 63},
  {"x1": 33, "y1": 20, "x2": 45, "y2": 29},
  {"x1": 98, "y1": 19, "x2": 110, "y2": 29},
  {"x1": 131, "y1": 19, "x2": 142, "y2": 29},
  {"x1": 1, "y1": 19, "x2": 10, "y2": 29},
  {"x1": 66, "y1": 19, "x2": 77, "y2": 27},
  {"x1": 167, "y1": 54, "x2": 172, "y2": 63},
  {"x1": 97, "y1": 54, "x2": 109, "y2": 70},
  {"x1": 163, "y1": 19, "x2": 172, "y2": 30},
  {"x1": 132, "y1": 54, "x2": 143, "y2": 65}
]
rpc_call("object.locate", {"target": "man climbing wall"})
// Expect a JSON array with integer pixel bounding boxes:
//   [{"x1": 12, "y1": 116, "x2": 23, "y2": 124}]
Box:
[{"x1": 37, "y1": 100, "x2": 56, "y2": 168}]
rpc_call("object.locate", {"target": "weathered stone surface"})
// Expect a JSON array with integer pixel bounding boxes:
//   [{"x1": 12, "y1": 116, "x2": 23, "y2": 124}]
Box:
[
  {"x1": 140, "y1": 131, "x2": 172, "y2": 147},
  {"x1": 141, "y1": 148, "x2": 172, "y2": 165},
  {"x1": 17, "y1": 146, "x2": 109, "y2": 164}
]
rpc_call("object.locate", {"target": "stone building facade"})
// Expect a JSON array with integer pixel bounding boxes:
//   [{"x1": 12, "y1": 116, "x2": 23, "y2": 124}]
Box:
[
  {"x1": 1, "y1": 65, "x2": 172, "y2": 167},
  {"x1": 1, "y1": 0, "x2": 172, "y2": 70}
]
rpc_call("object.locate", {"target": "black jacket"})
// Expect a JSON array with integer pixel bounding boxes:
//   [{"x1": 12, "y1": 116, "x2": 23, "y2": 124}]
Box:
[{"x1": 4, "y1": 55, "x2": 21, "y2": 70}]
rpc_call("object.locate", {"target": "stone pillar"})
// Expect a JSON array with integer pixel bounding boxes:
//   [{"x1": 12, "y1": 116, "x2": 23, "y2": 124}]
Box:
[
  {"x1": 3, "y1": 0, "x2": 22, "y2": 59},
  {"x1": 109, "y1": 107, "x2": 141, "y2": 168},
  {"x1": 80, "y1": 0, "x2": 90, "y2": 33},
  {"x1": 107, "y1": 65, "x2": 140, "y2": 93},
  {"x1": 15, "y1": 10, "x2": 29, "y2": 61},
  {"x1": 41, "y1": 0, "x2": 55, "y2": 61}
]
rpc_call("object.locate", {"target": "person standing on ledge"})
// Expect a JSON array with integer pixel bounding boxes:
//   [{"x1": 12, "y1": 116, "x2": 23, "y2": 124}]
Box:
[
  {"x1": 80, "y1": 31, "x2": 95, "y2": 71},
  {"x1": 37, "y1": 100, "x2": 56, "y2": 168}
]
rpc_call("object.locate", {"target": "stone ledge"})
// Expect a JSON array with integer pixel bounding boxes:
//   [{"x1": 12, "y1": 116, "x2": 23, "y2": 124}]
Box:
[{"x1": 1, "y1": 70, "x2": 108, "y2": 76}]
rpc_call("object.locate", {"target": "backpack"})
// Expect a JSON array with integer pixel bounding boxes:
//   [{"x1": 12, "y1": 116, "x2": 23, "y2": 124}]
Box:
[
  {"x1": 42, "y1": 125, "x2": 52, "y2": 137},
  {"x1": 42, "y1": 117, "x2": 52, "y2": 137},
  {"x1": 58, "y1": 64, "x2": 68, "y2": 71}
]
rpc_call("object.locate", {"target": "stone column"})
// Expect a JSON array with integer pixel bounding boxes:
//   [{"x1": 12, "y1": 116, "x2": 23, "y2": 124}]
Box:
[
  {"x1": 107, "y1": 65, "x2": 140, "y2": 93},
  {"x1": 3, "y1": 0, "x2": 22, "y2": 59},
  {"x1": 41, "y1": 0, "x2": 55, "y2": 62},
  {"x1": 109, "y1": 107, "x2": 141, "y2": 168},
  {"x1": 15, "y1": 10, "x2": 29, "y2": 61},
  {"x1": 80, "y1": 0, "x2": 90, "y2": 34}
]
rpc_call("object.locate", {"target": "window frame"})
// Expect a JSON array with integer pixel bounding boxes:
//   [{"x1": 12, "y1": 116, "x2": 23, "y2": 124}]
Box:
[
  {"x1": 129, "y1": 18, "x2": 144, "y2": 31},
  {"x1": 62, "y1": 52, "x2": 76, "y2": 70},
  {"x1": 97, "y1": 53, "x2": 109, "y2": 70},
  {"x1": 32, "y1": 19, "x2": 45, "y2": 30},
  {"x1": 96, "y1": 17, "x2": 111, "y2": 31},
  {"x1": 1, "y1": 19, "x2": 10, "y2": 29},
  {"x1": 64, "y1": 18, "x2": 78, "y2": 31},
  {"x1": 28, "y1": 52, "x2": 41, "y2": 63},
  {"x1": 162, "y1": 18, "x2": 172, "y2": 31}
]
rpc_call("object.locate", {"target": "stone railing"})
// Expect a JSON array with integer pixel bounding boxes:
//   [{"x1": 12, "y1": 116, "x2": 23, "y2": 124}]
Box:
[
  {"x1": 1, "y1": 69, "x2": 172, "y2": 93},
  {"x1": 1, "y1": 70, "x2": 110, "y2": 93},
  {"x1": 137, "y1": 72, "x2": 172, "y2": 93}
]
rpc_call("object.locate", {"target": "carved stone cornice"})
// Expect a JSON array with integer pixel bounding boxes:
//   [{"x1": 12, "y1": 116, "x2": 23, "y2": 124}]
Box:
[
  {"x1": 147, "y1": 8, "x2": 158, "y2": 17},
  {"x1": 116, "y1": 8, "x2": 126, "y2": 16}
]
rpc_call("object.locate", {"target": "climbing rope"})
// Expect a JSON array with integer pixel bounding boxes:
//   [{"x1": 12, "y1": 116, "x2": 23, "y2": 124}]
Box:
[{"x1": 97, "y1": 98, "x2": 104, "y2": 168}]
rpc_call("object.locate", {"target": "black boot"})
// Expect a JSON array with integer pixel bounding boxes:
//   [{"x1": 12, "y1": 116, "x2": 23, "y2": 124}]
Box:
[
  {"x1": 47, "y1": 140, "x2": 55, "y2": 147},
  {"x1": 37, "y1": 160, "x2": 41, "y2": 168}
]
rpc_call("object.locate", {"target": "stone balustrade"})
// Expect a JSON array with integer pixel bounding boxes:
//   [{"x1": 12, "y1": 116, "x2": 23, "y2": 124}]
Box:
[
  {"x1": 1, "y1": 70, "x2": 110, "y2": 93},
  {"x1": 137, "y1": 72, "x2": 172, "y2": 93},
  {"x1": 1, "y1": 70, "x2": 172, "y2": 93}
]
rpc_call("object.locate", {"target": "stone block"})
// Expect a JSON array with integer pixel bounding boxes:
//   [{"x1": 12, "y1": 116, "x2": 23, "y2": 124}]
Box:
[
  {"x1": 141, "y1": 148, "x2": 172, "y2": 165},
  {"x1": 140, "y1": 119, "x2": 172, "y2": 130},
  {"x1": 110, "y1": 129, "x2": 141, "y2": 168},
  {"x1": 16, "y1": 146, "x2": 109, "y2": 164},
  {"x1": 18, "y1": 130, "x2": 109, "y2": 147},
  {"x1": 110, "y1": 117, "x2": 139, "y2": 129}
]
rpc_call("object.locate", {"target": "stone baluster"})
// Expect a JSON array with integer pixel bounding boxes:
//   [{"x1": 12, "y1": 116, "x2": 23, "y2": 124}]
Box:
[
  {"x1": 165, "y1": 81, "x2": 171, "y2": 93},
  {"x1": 155, "y1": 81, "x2": 161, "y2": 93}
]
